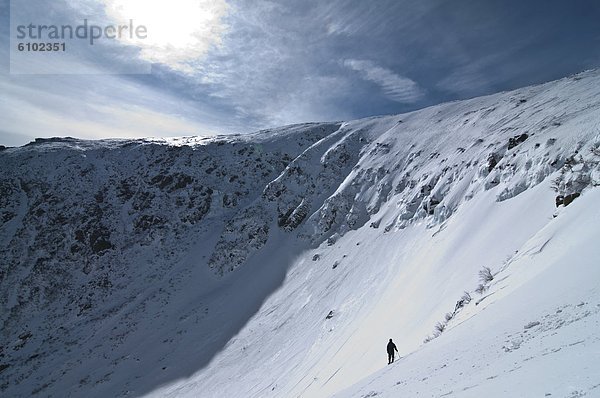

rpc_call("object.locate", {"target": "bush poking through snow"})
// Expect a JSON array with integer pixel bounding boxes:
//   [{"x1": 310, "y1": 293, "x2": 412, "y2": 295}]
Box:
[
  {"x1": 454, "y1": 291, "x2": 472, "y2": 311},
  {"x1": 425, "y1": 266, "x2": 496, "y2": 345},
  {"x1": 426, "y1": 291, "x2": 474, "y2": 344},
  {"x1": 475, "y1": 283, "x2": 488, "y2": 294},
  {"x1": 475, "y1": 267, "x2": 494, "y2": 295},
  {"x1": 479, "y1": 266, "x2": 494, "y2": 284},
  {"x1": 434, "y1": 321, "x2": 446, "y2": 334},
  {"x1": 424, "y1": 316, "x2": 451, "y2": 343},
  {"x1": 461, "y1": 291, "x2": 472, "y2": 303}
]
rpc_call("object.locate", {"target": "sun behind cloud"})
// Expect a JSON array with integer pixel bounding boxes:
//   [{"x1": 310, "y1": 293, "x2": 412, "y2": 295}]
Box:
[{"x1": 102, "y1": 0, "x2": 229, "y2": 73}]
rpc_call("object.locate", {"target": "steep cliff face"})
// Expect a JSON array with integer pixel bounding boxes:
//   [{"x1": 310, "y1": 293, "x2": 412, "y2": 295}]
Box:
[
  {"x1": 0, "y1": 123, "x2": 342, "y2": 394},
  {"x1": 1, "y1": 70, "x2": 600, "y2": 397}
]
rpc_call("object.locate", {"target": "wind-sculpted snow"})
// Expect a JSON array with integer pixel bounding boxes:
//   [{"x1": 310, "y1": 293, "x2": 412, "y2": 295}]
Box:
[
  {"x1": 334, "y1": 73, "x2": 599, "y2": 233},
  {"x1": 2, "y1": 70, "x2": 600, "y2": 397}
]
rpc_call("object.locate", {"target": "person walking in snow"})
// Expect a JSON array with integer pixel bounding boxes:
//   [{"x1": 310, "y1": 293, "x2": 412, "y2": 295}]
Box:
[{"x1": 387, "y1": 338, "x2": 398, "y2": 364}]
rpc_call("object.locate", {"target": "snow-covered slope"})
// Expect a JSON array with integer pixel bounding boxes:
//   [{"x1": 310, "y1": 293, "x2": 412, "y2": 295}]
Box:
[{"x1": 1, "y1": 70, "x2": 600, "y2": 397}]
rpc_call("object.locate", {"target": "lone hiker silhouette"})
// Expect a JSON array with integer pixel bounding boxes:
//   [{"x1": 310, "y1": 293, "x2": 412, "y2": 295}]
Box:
[{"x1": 387, "y1": 338, "x2": 398, "y2": 364}]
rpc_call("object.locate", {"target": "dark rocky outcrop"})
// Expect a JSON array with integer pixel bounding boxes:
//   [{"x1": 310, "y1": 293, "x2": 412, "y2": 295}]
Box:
[
  {"x1": 555, "y1": 192, "x2": 581, "y2": 207},
  {"x1": 508, "y1": 133, "x2": 529, "y2": 150}
]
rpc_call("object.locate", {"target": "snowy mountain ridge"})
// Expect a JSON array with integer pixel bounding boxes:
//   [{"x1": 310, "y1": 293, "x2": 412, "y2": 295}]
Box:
[{"x1": 1, "y1": 69, "x2": 600, "y2": 397}]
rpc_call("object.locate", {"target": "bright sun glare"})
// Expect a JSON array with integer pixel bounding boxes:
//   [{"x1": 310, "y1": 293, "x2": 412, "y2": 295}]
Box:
[{"x1": 103, "y1": 0, "x2": 229, "y2": 72}]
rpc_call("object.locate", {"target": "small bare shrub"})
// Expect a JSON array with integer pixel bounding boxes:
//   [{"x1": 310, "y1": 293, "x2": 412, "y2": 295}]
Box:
[
  {"x1": 475, "y1": 283, "x2": 488, "y2": 294},
  {"x1": 434, "y1": 321, "x2": 446, "y2": 334},
  {"x1": 461, "y1": 291, "x2": 472, "y2": 303},
  {"x1": 444, "y1": 312, "x2": 454, "y2": 322},
  {"x1": 455, "y1": 291, "x2": 472, "y2": 311},
  {"x1": 479, "y1": 266, "x2": 494, "y2": 284}
]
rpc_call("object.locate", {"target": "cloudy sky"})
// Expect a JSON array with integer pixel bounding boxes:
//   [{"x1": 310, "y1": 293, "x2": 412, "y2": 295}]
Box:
[{"x1": 1, "y1": 0, "x2": 599, "y2": 147}]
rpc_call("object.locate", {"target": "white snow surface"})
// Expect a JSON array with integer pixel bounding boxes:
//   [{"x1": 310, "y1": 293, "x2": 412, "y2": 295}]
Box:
[{"x1": 1, "y1": 70, "x2": 600, "y2": 398}]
